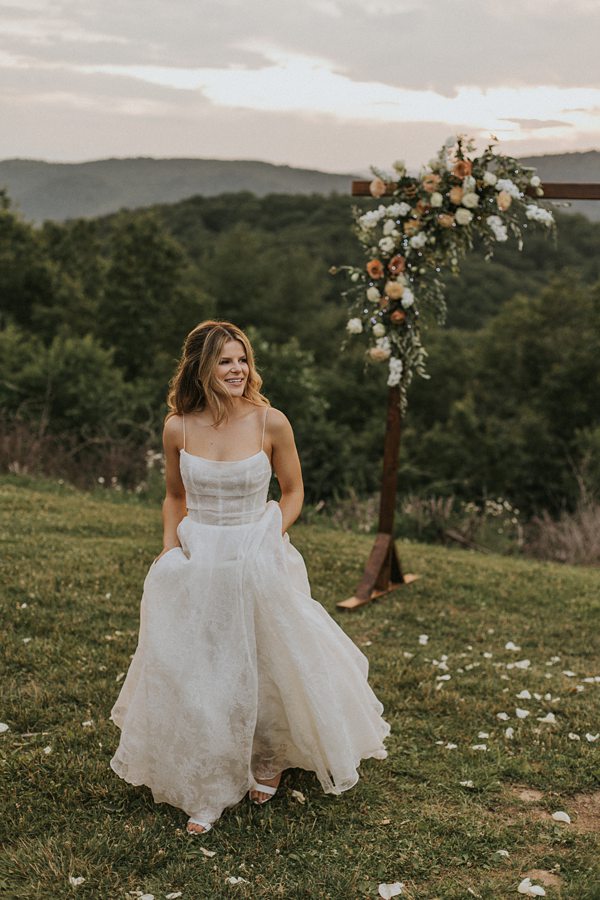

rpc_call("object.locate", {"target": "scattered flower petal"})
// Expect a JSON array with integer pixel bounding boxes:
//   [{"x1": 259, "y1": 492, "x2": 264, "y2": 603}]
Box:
[
  {"x1": 514, "y1": 659, "x2": 531, "y2": 669},
  {"x1": 445, "y1": 742, "x2": 458, "y2": 749},
  {"x1": 516, "y1": 708, "x2": 530, "y2": 719},
  {"x1": 516, "y1": 690, "x2": 531, "y2": 700},
  {"x1": 497, "y1": 712, "x2": 510, "y2": 721},
  {"x1": 552, "y1": 811, "x2": 571, "y2": 823},
  {"x1": 378, "y1": 883, "x2": 404, "y2": 899},
  {"x1": 585, "y1": 733, "x2": 599, "y2": 742},
  {"x1": 460, "y1": 780, "x2": 475, "y2": 788},
  {"x1": 200, "y1": 847, "x2": 216, "y2": 858},
  {"x1": 562, "y1": 670, "x2": 576, "y2": 677},
  {"x1": 418, "y1": 634, "x2": 429, "y2": 645},
  {"x1": 43, "y1": 745, "x2": 52, "y2": 754},
  {"x1": 22, "y1": 637, "x2": 32, "y2": 644},
  {"x1": 226, "y1": 877, "x2": 249, "y2": 885},
  {"x1": 81, "y1": 720, "x2": 93, "y2": 727},
  {"x1": 478, "y1": 732, "x2": 489, "y2": 739},
  {"x1": 505, "y1": 727, "x2": 515, "y2": 739},
  {"x1": 166, "y1": 893, "x2": 183, "y2": 899},
  {"x1": 0, "y1": 723, "x2": 9, "y2": 734},
  {"x1": 537, "y1": 713, "x2": 557, "y2": 724},
  {"x1": 68, "y1": 876, "x2": 86, "y2": 886},
  {"x1": 505, "y1": 641, "x2": 521, "y2": 651},
  {"x1": 291, "y1": 790, "x2": 306, "y2": 804},
  {"x1": 517, "y1": 877, "x2": 546, "y2": 896},
  {"x1": 471, "y1": 744, "x2": 488, "y2": 751},
  {"x1": 495, "y1": 849, "x2": 510, "y2": 857},
  {"x1": 568, "y1": 732, "x2": 580, "y2": 741},
  {"x1": 483, "y1": 652, "x2": 493, "y2": 659}
]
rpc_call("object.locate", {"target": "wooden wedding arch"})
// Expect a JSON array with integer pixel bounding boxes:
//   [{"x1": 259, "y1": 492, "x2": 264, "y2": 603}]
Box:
[{"x1": 337, "y1": 179, "x2": 600, "y2": 610}]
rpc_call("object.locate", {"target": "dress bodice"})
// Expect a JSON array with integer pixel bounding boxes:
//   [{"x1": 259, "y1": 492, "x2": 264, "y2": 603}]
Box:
[{"x1": 179, "y1": 449, "x2": 272, "y2": 526}]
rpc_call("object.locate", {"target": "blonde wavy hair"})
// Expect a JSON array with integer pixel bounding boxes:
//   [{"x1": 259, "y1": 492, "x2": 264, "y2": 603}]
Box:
[{"x1": 166, "y1": 320, "x2": 270, "y2": 427}]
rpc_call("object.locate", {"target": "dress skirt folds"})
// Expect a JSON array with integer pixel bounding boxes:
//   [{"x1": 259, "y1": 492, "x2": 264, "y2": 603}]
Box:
[{"x1": 110, "y1": 446, "x2": 390, "y2": 824}]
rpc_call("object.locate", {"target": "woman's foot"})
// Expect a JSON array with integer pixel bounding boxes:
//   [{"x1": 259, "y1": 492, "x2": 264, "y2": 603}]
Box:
[
  {"x1": 186, "y1": 817, "x2": 213, "y2": 834},
  {"x1": 249, "y1": 771, "x2": 282, "y2": 804}
]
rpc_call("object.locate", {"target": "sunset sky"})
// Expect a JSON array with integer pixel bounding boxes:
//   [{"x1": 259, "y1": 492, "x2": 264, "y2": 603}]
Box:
[{"x1": 1, "y1": 0, "x2": 599, "y2": 172}]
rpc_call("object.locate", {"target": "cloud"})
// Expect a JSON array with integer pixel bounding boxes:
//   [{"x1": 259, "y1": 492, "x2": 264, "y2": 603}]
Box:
[{"x1": 501, "y1": 118, "x2": 574, "y2": 130}]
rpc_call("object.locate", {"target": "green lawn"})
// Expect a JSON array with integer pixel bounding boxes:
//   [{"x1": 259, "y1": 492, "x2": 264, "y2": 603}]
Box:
[{"x1": 2, "y1": 474, "x2": 599, "y2": 899}]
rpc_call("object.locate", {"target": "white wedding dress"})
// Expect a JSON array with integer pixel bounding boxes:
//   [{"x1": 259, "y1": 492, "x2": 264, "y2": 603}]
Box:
[{"x1": 110, "y1": 409, "x2": 390, "y2": 824}]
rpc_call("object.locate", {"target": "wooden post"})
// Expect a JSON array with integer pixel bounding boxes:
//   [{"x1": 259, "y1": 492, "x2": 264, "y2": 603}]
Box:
[
  {"x1": 337, "y1": 386, "x2": 418, "y2": 610},
  {"x1": 337, "y1": 177, "x2": 600, "y2": 611}
]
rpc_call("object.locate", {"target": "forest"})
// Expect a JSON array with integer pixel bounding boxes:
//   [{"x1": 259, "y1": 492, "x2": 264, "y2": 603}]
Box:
[{"x1": 2, "y1": 187, "x2": 599, "y2": 544}]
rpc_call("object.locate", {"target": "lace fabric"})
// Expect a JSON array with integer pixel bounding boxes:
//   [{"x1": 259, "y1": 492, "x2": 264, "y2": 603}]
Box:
[{"x1": 109, "y1": 447, "x2": 390, "y2": 822}]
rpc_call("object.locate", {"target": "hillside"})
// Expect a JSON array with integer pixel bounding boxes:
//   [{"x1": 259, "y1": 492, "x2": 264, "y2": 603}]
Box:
[
  {"x1": 0, "y1": 157, "x2": 356, "y2": 223},
  {"x1": 0, "y1": 150, "x2": 598, "y2": 224},
  {"x1": 2, "y1": 474, "x2": 600, "y2": 897}
]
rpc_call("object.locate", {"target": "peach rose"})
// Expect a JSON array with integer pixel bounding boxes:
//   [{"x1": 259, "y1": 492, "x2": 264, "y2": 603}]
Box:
[
  {"x1": 449, "y1": 186, "x2": 463, "y2": 205},
  {"x1": 369, "y1": 346, "x2": 391, "y2": 362},
  {"x1": 388, "y1": 254, "x2": 406, "y2": 275},
  {"x1": 390, "y1": 310, "x2": 406, "y2": 324},
  {"x1": 415, "y1": 199, "x2": 430, "y2": 215},
  {"x1": 422, "y1": 173, "x2": 441, "y2": 193},
  {"x1": 403, "y1": 218, "x2": 421, "y2": 236},
  {"x1": 366, "y1": 259, "x2": 385, "y2": 279},
  {"x1": 497, "y1": 190, "x2": 512, "y2": 211},
  {"x1": 369, "y1": 177, "x2": 387, "y2": 198},
  {"x1": 385, "y1": 280, "x2": 404, "y2": 300},
  {"x1": 438, "y1": 213, "x2": 455, "y2": 228},
  {"x1": 452, "y1": 159, "x2": 472, "y2": 179}
]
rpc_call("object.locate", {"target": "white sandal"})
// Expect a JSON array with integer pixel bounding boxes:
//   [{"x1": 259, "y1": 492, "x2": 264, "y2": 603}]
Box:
[
  {"x1": 186, "y1": 815, "x2": 213, "y2": 834},
  {"x1": 250, "y1": 779, "x2": 280, "y2": 805}
]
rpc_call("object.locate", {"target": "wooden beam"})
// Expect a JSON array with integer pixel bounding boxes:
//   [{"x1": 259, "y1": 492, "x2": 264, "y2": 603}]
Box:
[{"x1": 351, "y1": 180, "x2": 600, "y2": 200}]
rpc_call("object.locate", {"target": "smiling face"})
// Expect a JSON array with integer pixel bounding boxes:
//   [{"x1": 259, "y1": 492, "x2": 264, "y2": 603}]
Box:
[{"x1": 215, "y1": 338, "x2": 249, "y2": 396}]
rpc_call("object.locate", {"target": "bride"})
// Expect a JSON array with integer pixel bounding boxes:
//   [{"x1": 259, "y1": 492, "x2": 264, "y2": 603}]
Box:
[{"x1": 110, "y1": 320, "x2": 390, "y2": 834}]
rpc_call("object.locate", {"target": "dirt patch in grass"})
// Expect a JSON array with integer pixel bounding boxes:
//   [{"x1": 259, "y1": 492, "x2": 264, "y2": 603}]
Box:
[
  {"x1": 511, "y1": 786, "x2": 545, "y2": 803},
  {"x1": 521, "y1": 867, "x2": 563, "y2": 889},
  {"x1": 569, "y1": 790, "x2": 600, "y2": 833}
]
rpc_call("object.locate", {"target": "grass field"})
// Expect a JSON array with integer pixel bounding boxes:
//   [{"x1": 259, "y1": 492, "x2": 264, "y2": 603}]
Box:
[{"x1": 1, "y1": 474, "x2": 599, "y2": 899}]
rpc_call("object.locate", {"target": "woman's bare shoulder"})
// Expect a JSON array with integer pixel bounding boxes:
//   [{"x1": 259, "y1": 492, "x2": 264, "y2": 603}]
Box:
[{"x1": 163, "y1": 412, "x2": 184, "y2": 447}]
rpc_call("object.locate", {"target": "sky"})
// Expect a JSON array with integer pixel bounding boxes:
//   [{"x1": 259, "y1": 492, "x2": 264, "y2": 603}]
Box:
[{"x1": 1, "y1": 0, "x2": 599, "y2": 173}]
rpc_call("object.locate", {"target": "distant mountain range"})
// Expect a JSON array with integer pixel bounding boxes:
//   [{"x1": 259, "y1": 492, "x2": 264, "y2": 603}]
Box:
[{"x1": 0, "y1": 151, "x2": 598, "y2": 223}]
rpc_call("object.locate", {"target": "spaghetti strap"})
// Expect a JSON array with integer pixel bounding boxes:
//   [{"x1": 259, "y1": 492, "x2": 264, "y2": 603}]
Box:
[
  {"x1": 261, "y1": 407, "x2": 268, "y2": 451},
  {"x1": 182, "y1": 413, "x2": 186, "y2": 451}
]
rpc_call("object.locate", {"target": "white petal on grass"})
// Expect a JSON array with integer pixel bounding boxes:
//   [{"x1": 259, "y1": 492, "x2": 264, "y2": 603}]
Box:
[
  {"x1": 497, "y1": 712, "x2": 510, "y2": 721},
  {"x1": 478, "y1": 732, "x2": 489, "y2": 739},
  {"x1": 166, "y1": 894, "x2": 183, "y2": 899},
  {"x1": 226, "y1": 877, "x2": 249, "y2": 885},
  {"x1": 68, "y1": 876, "x2": 86, "y2": 886},
  {"x1": 495, "y1": 849, "x2": 510, "y2": 857},
  {"x1": 568, "y1": 732, "x2": 580, "y2": 741},
  {"x1": 516, "y1": 708, "x2": 530, "y2": 719},
  {"x1": 537, "y1": 713, "x2": 557, "y2": 724},
  {"x1": 471, "y1": 744, "x2": 488, "y2": 751},
  {"x1": 562, "y1": 670, "x2": 576, "y2": 677},
  {"x1": 552, "y1": 810, "x2": 571, "y2": 823},
  {"x1": 22, "y1": 637, "x2": 32, "y2": 643},
  {"x1": 436, "y1": 674, "x2": 451, "y2": 681},
  {"x1": 291, "y1": 790, "x2": 306, "y2": 804},
  {"x1": 505, "y1": 727, "x2": 515, "y2": 739},
  {"x1": 378, "y1": 883, "x2": 404, "y2": 898},
  {"x1": 139, "y1": 895, "x2": 155, "y2": 900},
  {"x1": 517, "y1": 690, "x2": 532, "y2": 699},
  {"x1": 460, "y1": 780, "x2": 475, "y2": 788},
  {"x1": 0, "y1": 723, "x2": 9, "y2": 734},
  {"x1": 418, "y1": 634, "x2": 429, "y2": 645},
  {"x1": 505, "y1": 641, "x2": 521, "y2": 651},
  {"x1": 517, "y1": 877, "x2": 546, "y2": 896},
  {"x1": 483, "y1": 652, "x2": 493, "y2": 659},
  {"x1": 585, "y1": 733, "x2": 600, "y2": 742},
  {"x1": 81, "y1": 720, "x2": 94, "y2": 727},
  {"x1": 200, "y1": 847, "x2": 216, "y2": 858},
  {"x1": 514, "y1": 659, "x2": 531, "y2": 669},
  {"x1": 43, "y1": 745, "x2": 52, "y2": 754},
  {"x1": 445, "y1": 742, "x2": 458, "y2": 750}
]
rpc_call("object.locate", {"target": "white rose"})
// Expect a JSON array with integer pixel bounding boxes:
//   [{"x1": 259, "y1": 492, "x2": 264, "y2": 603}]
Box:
[
  {"x1": 530, "y1": 175, "x2": 541, "y2": 187},
  {"x1": 455, "y1": 207, "x2": 473, "y2": 225},
  {"x1": 430, "y1": 192, "x2": 443, "y2": 208},
  {"x1": 372, "y1": 322, "x2": 387, "y2": 337},
  {"x1": 387, "y1": 357, "x2": 403, "y2": 387},
  {"x1": 366, "y1": 286, "x2": 381, "y2": 303},
  {"x1": 392, "y1": 159, "x2": 406, "y2": 176},
  {"x1": 461, "y1": 192, "x2": 479, "y2": 209},
  {"x1": 358, "y1": 209, "x2": 383, "y2": 229},
  {"x1": 346, "y1": 318, "x2": 363, "y2": 334},
  {"x1": 483, "y1": 171, "x2": 497, "y2": 186},
  {"x1": 378, "y1": 236, "x2": 395, "y2": 253},
  {"x1": 495, "y1": 178, "x2": 521, "y2": 199},
  {"x1": 401, "y1": 288, "x2": 414, "y2": 309},
  {"x1": 409, "y1": 232, "x2": 428, "y2": 249},
  {"x1": 387, "y1": 201, "x2": 411, "y2": 217},
  {"x1": 383, "y1": 219, "x2": 396, "y2": 236},
  {"x1": 444, "y1": 135, "x2": 456, "y2": 149},
  {"x1": 462, "y1": 175, "x2": 476, "y2": 191},
  {"x1": 350, "y1": 272, "x2": 360, "y2": 282}
]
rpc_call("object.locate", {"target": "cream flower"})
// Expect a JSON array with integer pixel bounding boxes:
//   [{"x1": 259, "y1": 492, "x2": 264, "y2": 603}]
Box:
[
  {"x1": 455, "y1": 207, "x2": 473, "y2": 225},
  {"x1": 430, "y1": 192, "x2": 443, "y2": 207},
  {"x1": 346, "y1": 318, "x2": 363, "y2": 334},
  {"x1": 483, "y1": 171, "x2": 497, "y2": 186},
  {"x1": 372, "y1": 322, "x2": 387, "y2": 337},
  {"x1": 366, "y1": 286, "x2": 381, "y2": 303},
  {"x1": 461, "y1": 192, "x2": 480, "y2": 209},
  {"x1": 385, "y1": 280, "x2": 404, "y2": 300}
]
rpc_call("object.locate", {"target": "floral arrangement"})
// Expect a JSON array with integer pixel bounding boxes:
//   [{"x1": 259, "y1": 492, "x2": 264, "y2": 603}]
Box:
[{"x1": 333, "y1": 134, "x2": 557, "y2": 411}]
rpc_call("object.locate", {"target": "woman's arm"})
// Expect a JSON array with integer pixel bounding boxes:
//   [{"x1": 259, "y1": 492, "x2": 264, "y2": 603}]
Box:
[
  {"x1": 269, "y1": 409, "x2": 304, "y2": 535},
  {"x1": 155, "y1": 414, "x2": 187, "y2": 558}
]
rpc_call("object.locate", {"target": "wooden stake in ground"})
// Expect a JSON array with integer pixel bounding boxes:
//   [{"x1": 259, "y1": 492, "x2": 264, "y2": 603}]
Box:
[{"x1": 337, "y1": 179, "x2": 600, "y2": 611}]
